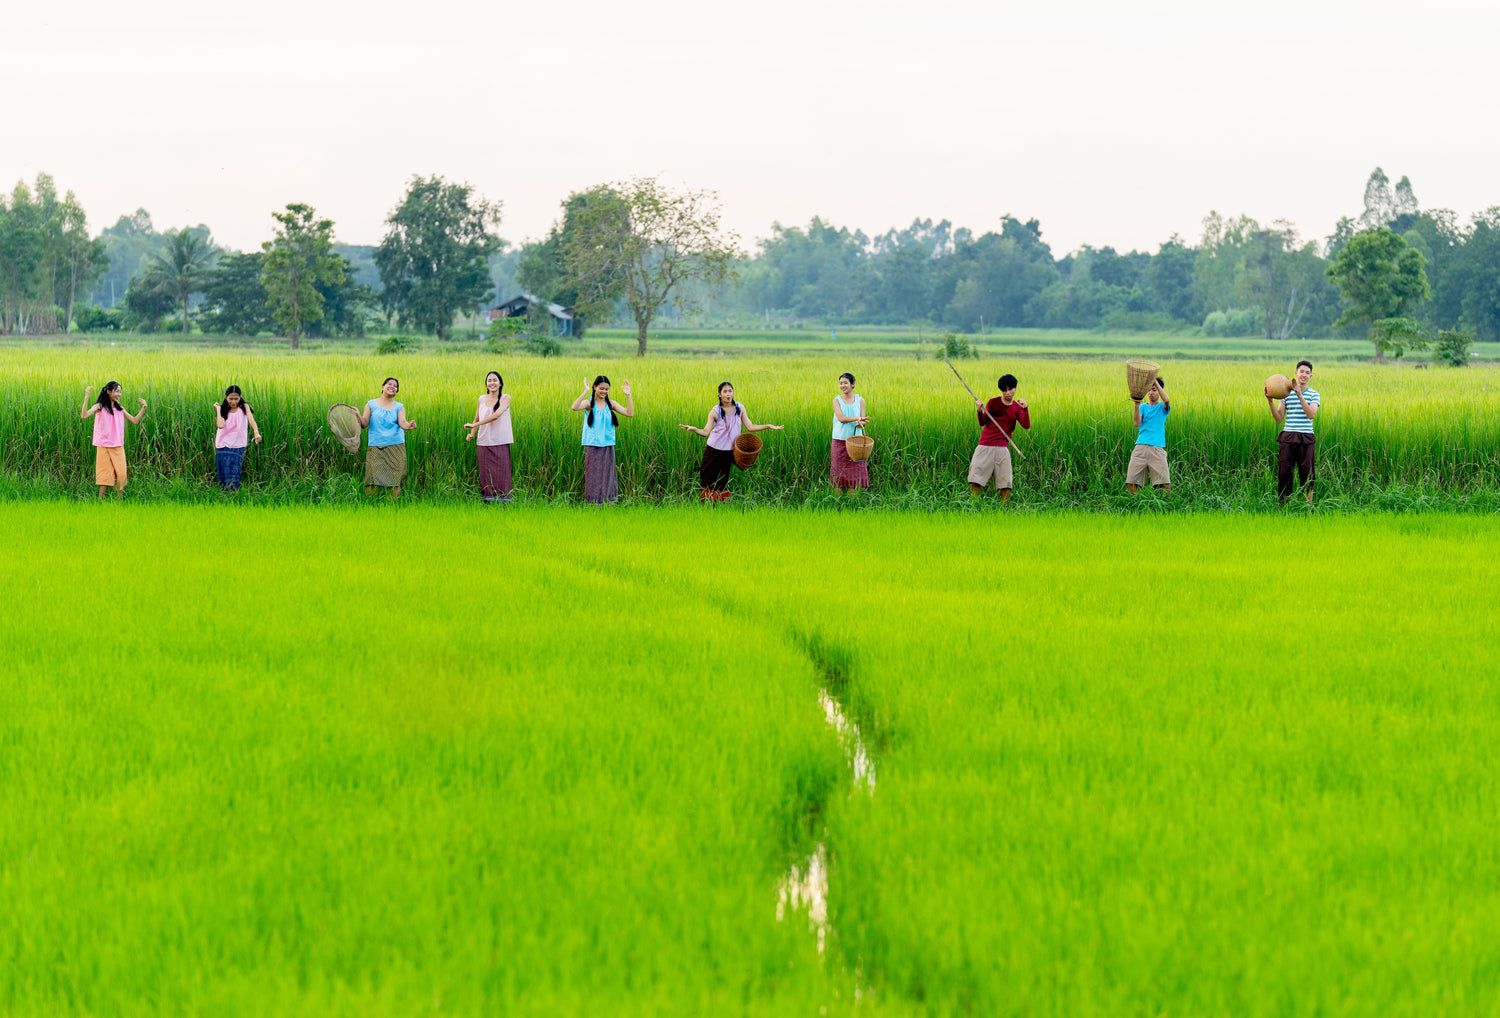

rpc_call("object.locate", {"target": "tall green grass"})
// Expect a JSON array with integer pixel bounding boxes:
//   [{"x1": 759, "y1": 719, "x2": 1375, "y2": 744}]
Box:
[{"x1": 4, "y1": 349, "x2": 1500, "y2": 501}]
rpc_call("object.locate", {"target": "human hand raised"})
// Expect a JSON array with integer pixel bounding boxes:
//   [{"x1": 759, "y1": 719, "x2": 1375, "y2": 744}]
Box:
[{"x1": 621, "y1": 381, "x2": 633, "y2": 397}]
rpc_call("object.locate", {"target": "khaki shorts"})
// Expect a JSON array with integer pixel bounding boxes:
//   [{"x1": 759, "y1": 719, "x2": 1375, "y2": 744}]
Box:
[
  {"x1": 967, "y1": 444, "x2": 1013, "y2": 489},
  {"x1": 95, "y1": 446, "x2": 127, "y2": 486},
  {"x1": 1125, "y1": 444, "x2": 1169, "y2": 486}
]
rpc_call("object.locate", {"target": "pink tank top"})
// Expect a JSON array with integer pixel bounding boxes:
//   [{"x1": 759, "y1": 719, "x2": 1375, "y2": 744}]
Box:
[
  {"x1": 216, "y1": 408, "x2": 249, "y2": 449},
  {"x1": 92, "y1": 407, "x2": 125, "y2": 447}
]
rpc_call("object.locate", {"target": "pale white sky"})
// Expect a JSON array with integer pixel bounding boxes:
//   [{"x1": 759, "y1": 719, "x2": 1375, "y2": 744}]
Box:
[{"x1": 4, "y1": 0, "x2": 1495, "y2": 255}]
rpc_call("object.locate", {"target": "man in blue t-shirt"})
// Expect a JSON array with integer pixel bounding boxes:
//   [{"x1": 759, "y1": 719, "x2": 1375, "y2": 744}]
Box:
[{"x1": 1126, "y1": 377, "x2": 1170, "y2": 494}]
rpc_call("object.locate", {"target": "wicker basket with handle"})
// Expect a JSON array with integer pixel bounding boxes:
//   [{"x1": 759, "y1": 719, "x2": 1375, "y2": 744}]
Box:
[
  {"x1": 845, "y1": 427, "x2": 874, "y2": 462},
  {"x1": 733, "y1": 432, "x2": 763, "y2": 470}
]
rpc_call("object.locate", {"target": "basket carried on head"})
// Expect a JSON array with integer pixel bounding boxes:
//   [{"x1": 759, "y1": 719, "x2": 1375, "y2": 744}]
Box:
[
  {"x1": 845, "y1": 428, "x2": 874, "y2": 462},
  {"x1": 733, "y1": 432, "x2": 763, "y2": 470},
  {"x1": 1264, "y1": 374, "x2": 1293, "y2": 399},
  {"x1": 1126, "y1": 359, "x2": 1160, "y2": 402}
]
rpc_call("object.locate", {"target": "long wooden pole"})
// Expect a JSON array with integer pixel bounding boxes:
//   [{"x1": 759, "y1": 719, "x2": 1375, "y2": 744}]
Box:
[{"x1": 942, "y1": 357, "x2": 1027, "y2": 460}]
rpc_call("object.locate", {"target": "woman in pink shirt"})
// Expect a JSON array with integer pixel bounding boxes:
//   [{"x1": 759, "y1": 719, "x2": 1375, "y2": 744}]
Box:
[
  {"x1": 213, "y1": 385, "x2": 262, "y2": 493},
  {"x1": 79, "y1": 381, "x2": 147, "y2": 499}
]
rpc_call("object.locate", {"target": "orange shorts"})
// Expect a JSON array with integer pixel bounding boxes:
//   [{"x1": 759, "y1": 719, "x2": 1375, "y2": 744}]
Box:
[{"x1": 95, "y1": 446, "x2": 127, "y2": 486}]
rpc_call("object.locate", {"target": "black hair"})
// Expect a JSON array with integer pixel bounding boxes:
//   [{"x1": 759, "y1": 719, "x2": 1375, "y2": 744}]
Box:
[
  {"x1": 1296, "y1": 359, "x2": 1313, "y2": 372},
  {"x1": 1155, "y1": 376, "x2": 1166, "y2": 389},
  {"x1": 587, "y1": 375, "x2": 618, "y2": 428},
  {"x1": 838, "y1": 372, "x2": 855, "y2": 386},
  {"x1": 716, "y1": 381, "x2": 740, "y2": 419},
  {"x1": 486, "y1": 371, "x2": 504, "y2": 413},
  {"x1": 998, "y1": 374, "x2": 1018, "y2": 391},
  {"x1": 95, "y1": 381, "x2": 122, "y2": 415},
  {"x1": 222, "y1": 384, "x2": 251, "y2": 415},
  {"x1": 382, "y1": 376, "x2": 400, "y2": 391}
]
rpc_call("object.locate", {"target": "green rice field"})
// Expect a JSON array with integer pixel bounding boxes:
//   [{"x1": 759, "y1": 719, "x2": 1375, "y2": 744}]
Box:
[
  {"x1": 4, "y1": 348, "x2": 1500, "y2": 505},
  {"x1": 4, "y1": 502, "x2": 1499, "y2": 1014}
]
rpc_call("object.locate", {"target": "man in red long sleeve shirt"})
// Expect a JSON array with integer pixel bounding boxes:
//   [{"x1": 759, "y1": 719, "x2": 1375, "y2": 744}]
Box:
[{"x1": 968, "y1": 373, "x2": 1030, "y2": 502}]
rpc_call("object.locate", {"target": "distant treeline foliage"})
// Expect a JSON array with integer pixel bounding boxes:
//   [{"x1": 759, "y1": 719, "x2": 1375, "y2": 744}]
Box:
[{"x1": 8, "y1": 167, "x2": 1500, "y2": 345}]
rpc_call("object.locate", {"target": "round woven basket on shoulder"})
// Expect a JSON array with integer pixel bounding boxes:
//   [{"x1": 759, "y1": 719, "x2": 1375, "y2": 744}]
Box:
[
  {"x1": 1126, "y1": 359, "x2": 1160, "y2": 401},
  {"x1": 733, "y1": 432, "x2": 763, "y2": 470},
  {"x1": 1264, "y1": 373, "x2": 1293, "y2": 399},
  {"x1": 845, "y1": 434, "x2": 874, "y2": 462}
]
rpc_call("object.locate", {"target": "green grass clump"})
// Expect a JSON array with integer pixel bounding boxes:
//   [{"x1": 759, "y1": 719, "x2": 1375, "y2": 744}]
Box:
[
  {"x1": 4, "y1": 504, "x2": 1500, "y2": 1014},
  {"x1": 4, "y1": 349, "x2": 1500, "y2": 504}
]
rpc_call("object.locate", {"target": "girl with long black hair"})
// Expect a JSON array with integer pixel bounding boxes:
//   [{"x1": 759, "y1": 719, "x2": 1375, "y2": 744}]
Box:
[
  {"x1": 79, "y1": 380, "x2": 147, "y2": 499},
  {"x1": 570, "y1": 375, "x2": 634, "y2": 504},
  {"x1": 213, "y1": 384, "x2": 262, "y2": 493},
  {"x1": 678, "y1": 381, "x2": 783, "y2": 501},
  {"x1": 463, "y1": 370, "x2": 514, "y2": 503}
]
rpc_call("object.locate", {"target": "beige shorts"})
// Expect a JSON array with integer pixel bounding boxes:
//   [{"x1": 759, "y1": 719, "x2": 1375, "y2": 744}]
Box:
[
  {"x1": 1125, "y1": 444, "x2": 1169, "y2": 486},
  {"x1": 95, "y1": 446, "x2": 127, "y2": 486},
  {"x1": 967, "y1": 444, "x2": 1013, "y2": 489}
]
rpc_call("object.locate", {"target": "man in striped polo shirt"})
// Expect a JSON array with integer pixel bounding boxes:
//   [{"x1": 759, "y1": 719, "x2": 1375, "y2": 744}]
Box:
[{"x1": 1267, "y1": 359, "x2": 1320, "y2": 504}]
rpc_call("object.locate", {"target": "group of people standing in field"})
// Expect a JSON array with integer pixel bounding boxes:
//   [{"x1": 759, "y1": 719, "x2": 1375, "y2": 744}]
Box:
[{"x1": 76, "y1": 361, "x2": 1323, "y2": 505}]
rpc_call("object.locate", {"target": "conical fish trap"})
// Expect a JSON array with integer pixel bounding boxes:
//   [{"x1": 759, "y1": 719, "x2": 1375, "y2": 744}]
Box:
[{"x1": 1126, "y1": 359, "x2": 1160, "y2": 401}]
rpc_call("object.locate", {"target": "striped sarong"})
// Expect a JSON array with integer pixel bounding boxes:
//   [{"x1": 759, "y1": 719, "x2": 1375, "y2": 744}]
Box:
[{"x1": 583, "y1": 445, "x2": 618, "y2": 504}]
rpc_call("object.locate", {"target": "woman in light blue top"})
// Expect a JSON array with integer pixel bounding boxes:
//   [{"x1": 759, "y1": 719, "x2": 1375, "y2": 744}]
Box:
[
  {"x1": 357, "y1": 376, "x2": 417, "y2": 497},
  {"x1": 570, "y1": 375, "x2": 635, "y2": 503},
  {"x1": 830, "y1": 371, "x2": 870, "y2": 491}
]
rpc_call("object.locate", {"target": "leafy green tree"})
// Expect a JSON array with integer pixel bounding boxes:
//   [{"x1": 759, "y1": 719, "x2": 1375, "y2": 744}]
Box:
[
  {"x1": 148, "y1": 229, "x2": 216, "y2": 333},
  {"x1": 1146, "y1": 236, "x2": 1200, "y2": 323},
  {"x1": 1431, "y1": 208, "x2": 1500, "y2": 341},
  {"x1": 563, "y1": 177, "x2": 739, "y2": 356},
  {"x1": 122, "y1": 268, "x2": 174, "y2": 332},
  {"x1": 305, "y1": 258, "x2": 373, "y2": 338},
  {"x1": 374, "y1": 175, "x2": 501, "y2": 341},
  {"x1": 1368, "y1": 317, "x2": 1429, "y2": 364},
  {"x1": 1235, "y1": 223, "x2": 1335, "y2": 340},
  {"x1": 517, "y1": 192, "x2": 597, "y2": 312},
  {"x1": 1326, "y1": 227, "x2": 1430, "y2": 358},
  {"x1": 261, "y1": 204, "x2": 344, "y2": 349},
  {"x1": 201, "y1": 251, "x2": 274, "y2": 335}
]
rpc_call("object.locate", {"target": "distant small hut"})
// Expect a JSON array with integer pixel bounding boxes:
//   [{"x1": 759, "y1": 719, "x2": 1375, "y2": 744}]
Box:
[{"x1": 488, "y1": 293, "x2": 582, "y2": 337}]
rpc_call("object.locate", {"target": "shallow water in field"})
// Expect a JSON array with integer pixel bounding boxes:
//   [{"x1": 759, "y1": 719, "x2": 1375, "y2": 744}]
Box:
[{"x1": 777, "y1": 683, "x2": 877, "y2": 955}]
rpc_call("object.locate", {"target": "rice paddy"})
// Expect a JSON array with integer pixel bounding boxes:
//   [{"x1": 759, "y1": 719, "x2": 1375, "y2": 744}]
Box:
[
  {"x1": 4, "y1": 502, "x2": 1499, "y2": 1015},
  {"x1": 4, "y1": 348, "x2": 1500, "y2": 504}
]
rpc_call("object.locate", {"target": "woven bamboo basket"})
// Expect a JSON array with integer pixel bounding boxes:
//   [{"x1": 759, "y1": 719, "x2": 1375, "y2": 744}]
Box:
[
  {"x1": 1125, "y1": 359, "x2": 1160, "y2": 401},
  {"x1": 1264, "y1": 374, "x2": 1293, "y2": 399},
  {"x1": 845, "y1": 432, "x2": 874, "y2": 462},
  {"x1": 732, "y1": 432, "x2": 763, "y2": 470}
]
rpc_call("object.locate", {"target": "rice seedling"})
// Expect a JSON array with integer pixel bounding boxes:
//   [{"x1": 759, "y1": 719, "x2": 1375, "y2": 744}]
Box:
[{"x1": 5, "y1": 503, "x2": 1499, "y2": 1014}]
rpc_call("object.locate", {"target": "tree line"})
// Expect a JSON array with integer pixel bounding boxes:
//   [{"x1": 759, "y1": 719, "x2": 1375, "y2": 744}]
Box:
[{"x1": 3, "y1": 167, "x2": 1496, "y2": 360}]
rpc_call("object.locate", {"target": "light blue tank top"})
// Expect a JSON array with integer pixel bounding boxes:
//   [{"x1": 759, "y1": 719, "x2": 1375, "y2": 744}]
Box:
[
  {"x1": 367, "y1": 400, "x2": 404, "y2": 446},
  {"x1": 831, "y1": 394, "x2": 862, "y2": 440},
  {"x1": 581, "y1": 399, "x2": 617, "y2": 447}
]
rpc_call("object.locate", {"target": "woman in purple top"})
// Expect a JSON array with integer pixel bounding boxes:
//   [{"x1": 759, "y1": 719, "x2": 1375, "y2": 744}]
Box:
[
  {"x1": 678, "y1": 381, "x2": 783, "y2": 501},
  {"x1": 79, "y1": 381, "x2": 147, "y2": 499}
]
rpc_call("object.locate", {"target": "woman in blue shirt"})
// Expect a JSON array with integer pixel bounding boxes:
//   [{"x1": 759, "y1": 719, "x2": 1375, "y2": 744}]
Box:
[
  {"x1": 357, "y1": 376, "x2": 417, "y2": 497},
  {"x1": 570, "y1": 375, "x2": 635, "y2": 503}
]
